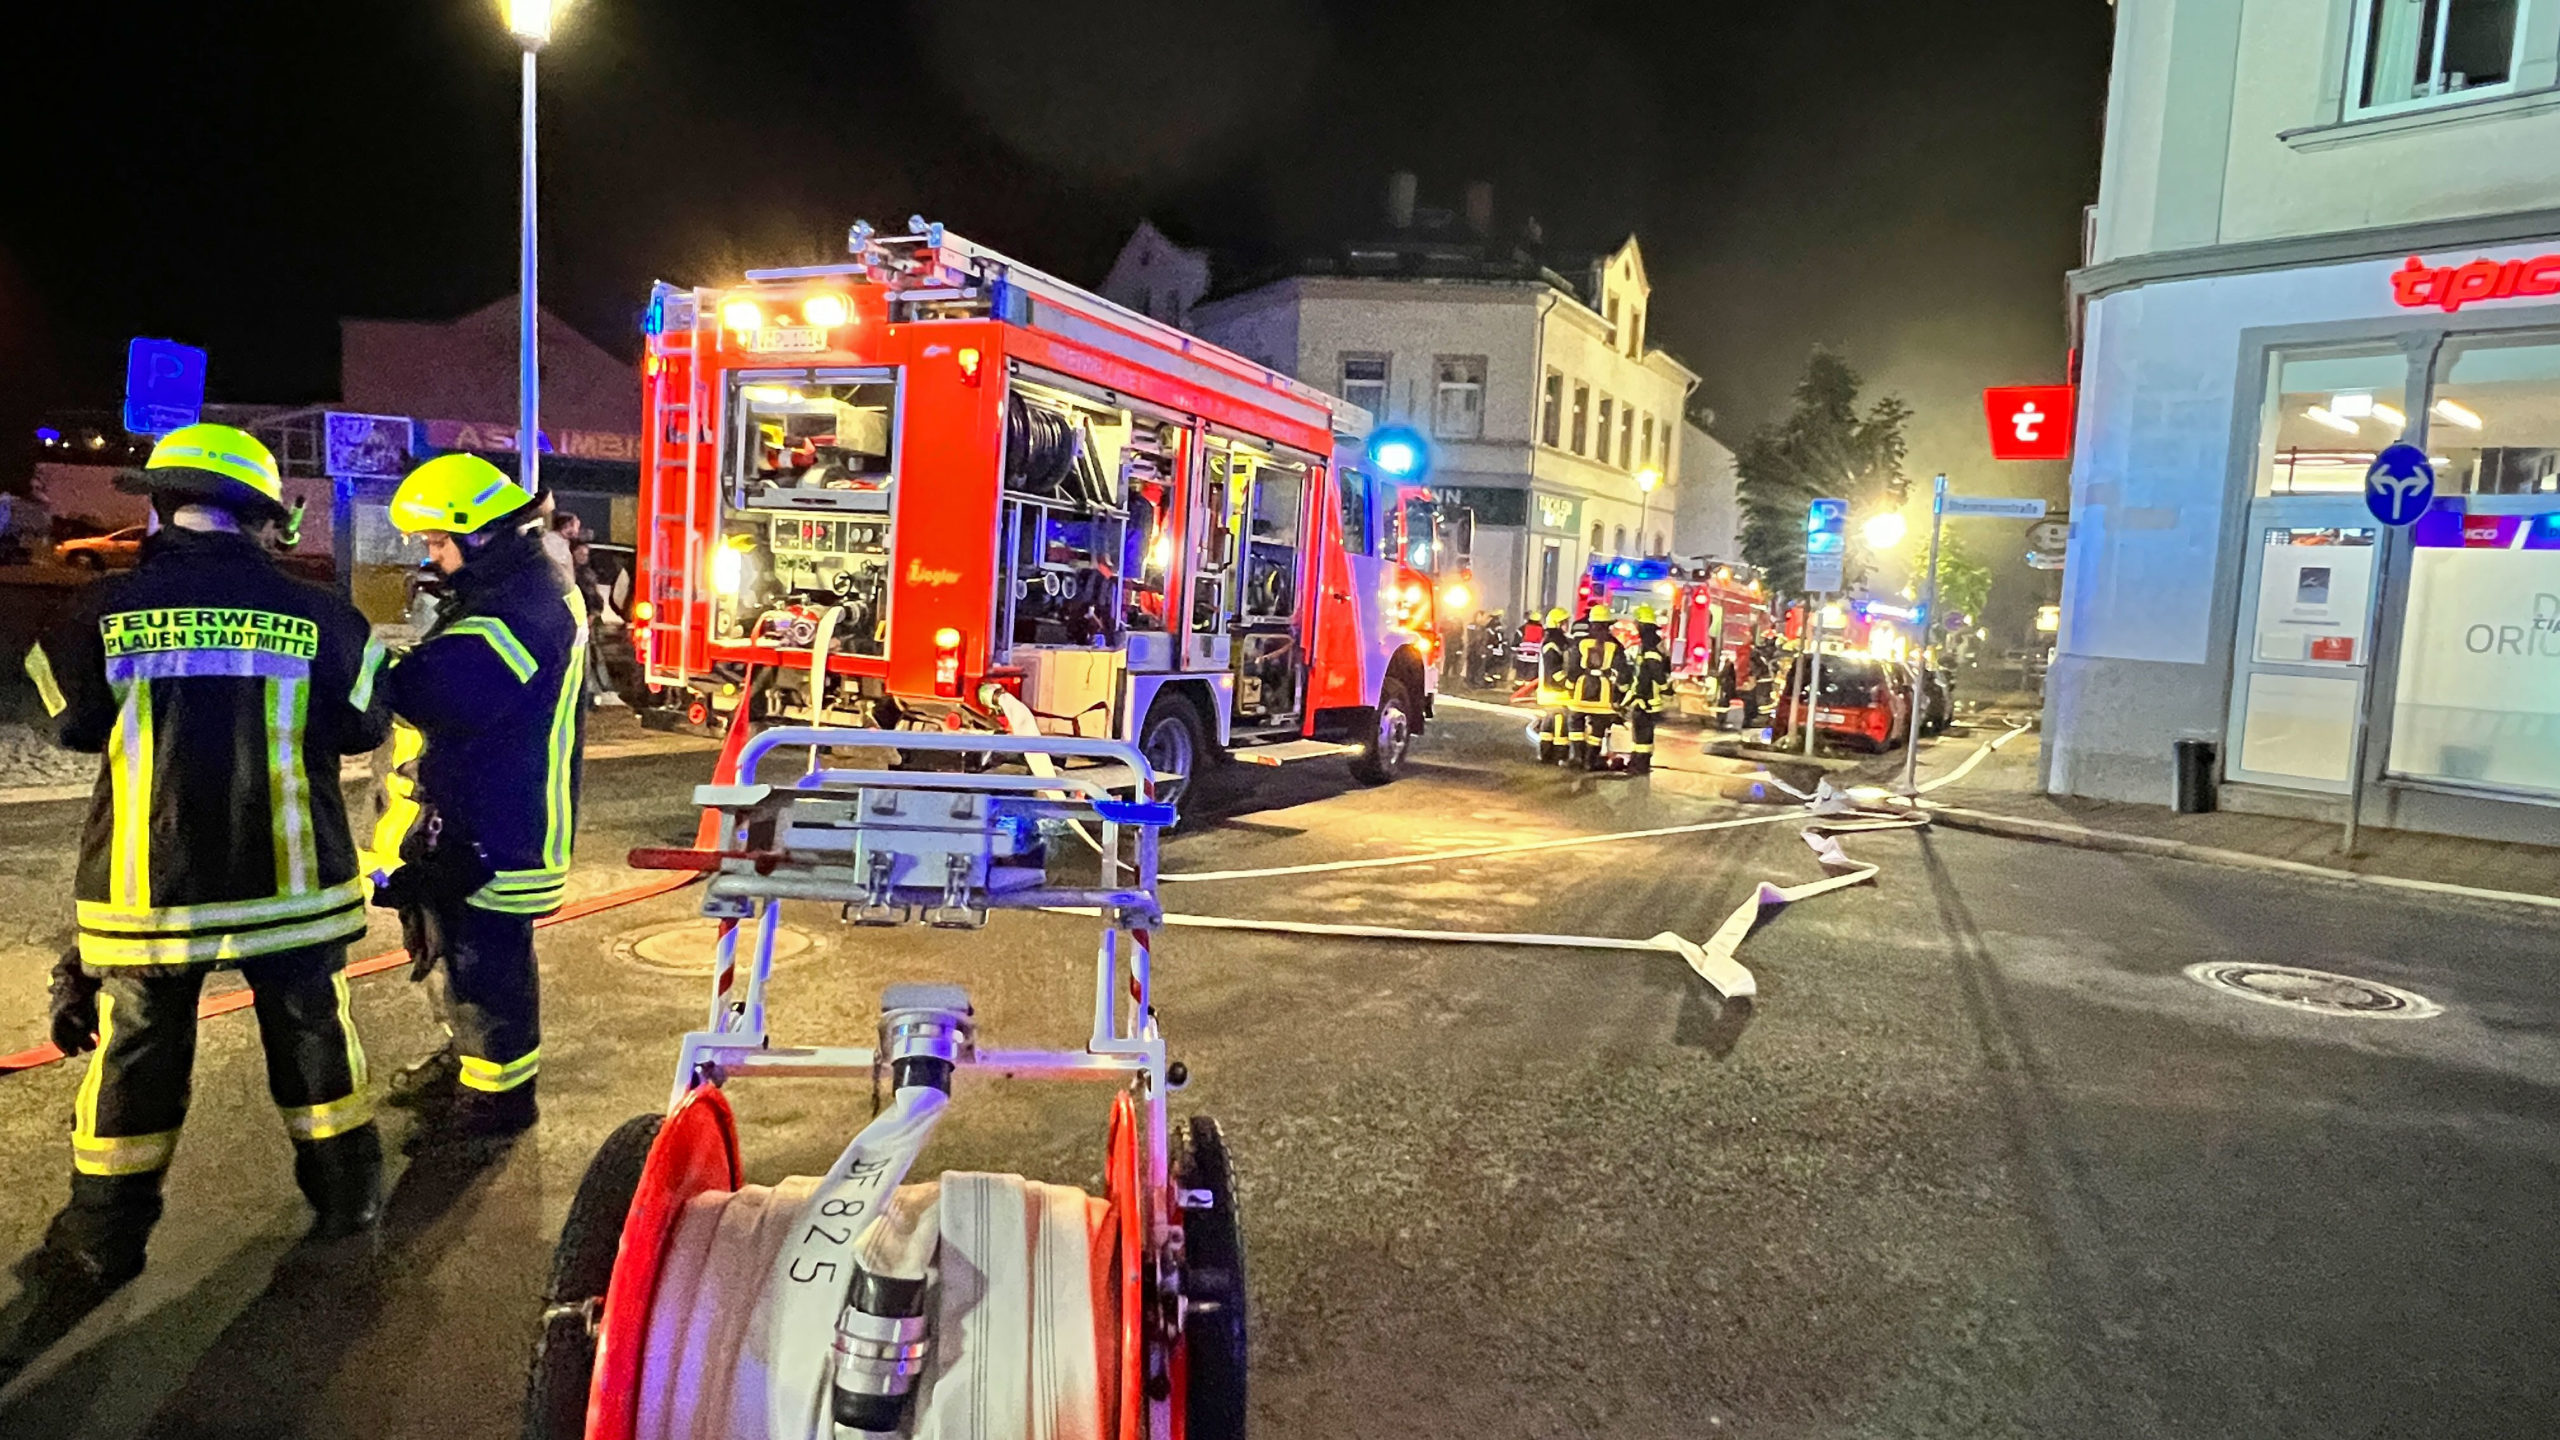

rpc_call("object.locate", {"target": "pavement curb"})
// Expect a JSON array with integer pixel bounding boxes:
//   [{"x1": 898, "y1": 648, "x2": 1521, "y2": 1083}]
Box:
[{"x1": 1928, "y1": 803, "x2": 2560, "y2": 915}]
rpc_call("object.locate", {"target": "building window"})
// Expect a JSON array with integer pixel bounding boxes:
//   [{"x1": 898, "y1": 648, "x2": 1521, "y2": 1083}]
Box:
[
  {"x1": 1613, "y1": 524, "x2": 1628, "y2": 555},
  {"x1": 2348, "y1": 0, "x2": 2529, "y2": 118},
  {"x1": 1542, "y1": 369, "x2": 1564, "y2": 447},
  {"x1": 1628, "y1": 308, "x2": 1645, "y2": 356},
  {"x1": 1619, "y1": 407, "x2": 1636, "y2": 469},
  {"x1": 1339, "y1": 353, "x2": 1389, "y2": 419},
  {"x1": 1641, "y1": 414, "x2": 1656, "y2": 468},
  {"x1": 1606, "y1": 295, "x2": 1622, "y2": 346},
  {"x1": 1652, "y1": 530, "x2": 1667, "y2": 557},
  {"x1": 1571, "y1": 382, "x2": 1590, "y2": 454},
  {"x1": 1433, "y1": 355, "x2": 1487, "y2": 439},
  {"x1": 1590, "y1": 521, "x2": 1605, "y2": 553},
  {"x1": 2256, "y1": 344, "x2": 2410, "y2": 496},
  {"x1": 1596, "y1": 396, "x2": 1615, "y2": 465}
]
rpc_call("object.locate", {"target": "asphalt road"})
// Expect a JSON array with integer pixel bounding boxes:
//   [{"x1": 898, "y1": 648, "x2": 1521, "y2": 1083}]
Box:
[{"x1": 0, "y1": 706, "x2": 2551, "y2": 1439}]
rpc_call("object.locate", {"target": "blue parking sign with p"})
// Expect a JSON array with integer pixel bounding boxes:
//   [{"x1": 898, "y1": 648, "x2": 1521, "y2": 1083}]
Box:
[
  {"x1": 2364, "y1": 443, "x2": 2435, "y2": 527},
  {"x1": 123, "y1": 338, "x2": 207, "y2": 437}
]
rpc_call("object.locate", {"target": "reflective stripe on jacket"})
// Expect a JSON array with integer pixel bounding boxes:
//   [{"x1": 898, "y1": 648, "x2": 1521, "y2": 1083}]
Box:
[
  {"x1": 29, "y1": 527, "x2": 391, "y2": 969},
  {"x1": 1569, "y1": 626, "x2": 1628, "y2": 713},
  {"x1": 378, "y1": 527, "x2": 587, "y2": 916},
  {"x1": 1626, "y1": 627, "x2": 1671, "y2": 713}
]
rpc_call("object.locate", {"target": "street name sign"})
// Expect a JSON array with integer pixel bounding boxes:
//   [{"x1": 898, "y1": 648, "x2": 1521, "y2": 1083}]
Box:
[{"x1": 1942, "y1": 495, "x2": 2048, "y2": 519}]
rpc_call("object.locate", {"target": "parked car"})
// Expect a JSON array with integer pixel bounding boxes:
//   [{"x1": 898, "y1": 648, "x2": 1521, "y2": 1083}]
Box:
[
  {"x1": 54, "y1": 526, "x2": 145, "y2": 570},
  {"x1": 1773, "y1": 652, "x2": 1913, "y2": 752}
]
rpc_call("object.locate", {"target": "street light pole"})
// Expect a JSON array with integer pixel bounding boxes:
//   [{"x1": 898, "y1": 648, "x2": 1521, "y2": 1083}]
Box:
[{"x1": 510, "y1": 1, "x2": 554, "y2": 495}]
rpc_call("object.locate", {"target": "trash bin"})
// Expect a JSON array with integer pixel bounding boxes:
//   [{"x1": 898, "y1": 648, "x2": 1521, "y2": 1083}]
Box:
[{"x1": 2172, "y1": 738, "x2": 2217, "y2": 814}]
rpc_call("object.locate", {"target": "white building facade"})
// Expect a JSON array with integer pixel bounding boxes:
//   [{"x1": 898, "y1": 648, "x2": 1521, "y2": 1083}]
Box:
[
  {"x1": 2057, "y1": 0, "x2": 2560, "y2": 842},
  {"x1": 1168, "y1": 239, "x2": 1699, "y2": 623}
]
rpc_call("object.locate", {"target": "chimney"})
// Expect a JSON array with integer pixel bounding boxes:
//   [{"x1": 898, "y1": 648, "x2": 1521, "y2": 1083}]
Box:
[
  {"x1": 1385, "y1": 171, "x2": 1418, "y2": 230},
  {"x1": 1463, "y1": 181, "x2": 1494, "y2": 238}
]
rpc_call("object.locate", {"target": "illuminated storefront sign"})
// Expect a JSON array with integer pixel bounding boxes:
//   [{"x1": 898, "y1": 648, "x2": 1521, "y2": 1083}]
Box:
[
  {"x1": 2391, "y1": 253, "x2": 2560, "y2": 313},
  {"x1": 421, "y1": 418, "x2": 643, "y2": 462}
]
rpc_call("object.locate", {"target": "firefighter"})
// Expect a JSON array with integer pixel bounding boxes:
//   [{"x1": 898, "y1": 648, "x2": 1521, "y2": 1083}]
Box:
[
  {"x1": 1623, "y1": 605, "x2": 1672, "y2": 775},
  {"x1": 1568, "y1": 602, "x2": 1631, "y2": 771},
  {"x1": 5, "y1": 425, "x2": 390, "y2": 1363},
  {"x1": 372, "y1": 454, "x2": 586, "y2": 1141},
  {"x1": 1534, "y1": 607, "x2": 1576, "y2": 763}
]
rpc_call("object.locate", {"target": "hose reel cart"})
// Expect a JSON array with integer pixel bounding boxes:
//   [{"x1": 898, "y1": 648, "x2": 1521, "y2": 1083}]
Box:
[{"x1": 524, "y1": 728, "x2": 1246, "y2": 1440}]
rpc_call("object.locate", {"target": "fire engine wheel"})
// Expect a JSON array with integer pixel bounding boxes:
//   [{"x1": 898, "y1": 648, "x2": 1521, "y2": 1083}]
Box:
[
  {"x1": 522, "y1": 1113, "x2": 664, "y2": 1440},
  {"x1": 1175, "y1": 1115, "x2": 1249, "y2": 1440},
  {"x1": 1139, "y1": 694, "x2": 1211, "y2": 810},
  {"x1": 1350, "y1": 677, "x2": 1416, "y2": 785}
]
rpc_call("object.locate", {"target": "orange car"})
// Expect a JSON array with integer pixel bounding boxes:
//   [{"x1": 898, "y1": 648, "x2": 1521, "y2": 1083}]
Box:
[{"x1": 53, "y1": 526, "x2": 145, "y2": 570}]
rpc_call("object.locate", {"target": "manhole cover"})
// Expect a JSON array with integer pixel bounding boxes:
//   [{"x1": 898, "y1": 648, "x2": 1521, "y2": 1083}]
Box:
[
  {"x1": 2183, "y1": 962, "x2": 2441, "y2": 1020},
  {"x1": 614, "y1": 919, "x2": 817, "y2": 976}
]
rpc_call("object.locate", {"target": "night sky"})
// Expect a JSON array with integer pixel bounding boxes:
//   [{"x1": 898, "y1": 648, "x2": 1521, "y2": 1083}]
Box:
[{"x1": 6, "y1": 0, "x2": 2112, "y2": 528}]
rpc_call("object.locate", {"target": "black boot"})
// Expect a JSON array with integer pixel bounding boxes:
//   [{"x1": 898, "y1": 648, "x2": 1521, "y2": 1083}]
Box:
[
  {"x1": 0, "y1": 1173, "x2": 162, "y2": 1384},
  {"x1": 384, "y1": 1046, "x2": 460, "y2": 1110},
  {"x1": 294, "y1": 1124, "x2": 383, "y2": 1240},
  {"x1": 456, "y1": 1081, "x2": 538, "y2": 1139}
]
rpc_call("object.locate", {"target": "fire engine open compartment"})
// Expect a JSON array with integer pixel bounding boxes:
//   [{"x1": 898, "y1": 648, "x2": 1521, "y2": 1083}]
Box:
[{"x1": 637, "y1": 223, "x2": 1442, "y2": 794}]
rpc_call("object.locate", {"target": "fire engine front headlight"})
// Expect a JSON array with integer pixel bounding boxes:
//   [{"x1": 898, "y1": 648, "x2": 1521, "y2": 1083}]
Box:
[
  {"x1": 802, "y1": 293, "x2": 848, "y2": 327},
  {"x1": 721, "y1": 300, "x2": 763, "y2": 334},
  {"x1": 712, "y1": 538, "x2": 751, "y2": 596}
]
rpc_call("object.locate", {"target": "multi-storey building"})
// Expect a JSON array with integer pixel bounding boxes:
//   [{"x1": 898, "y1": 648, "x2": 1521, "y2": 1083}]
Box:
[
  {"x1": 1107, "y1": 180, "x2": 1709, "y2": 622},
  {"x1": 2055, "y1": 0, "x2": 2560, "y2": 842}
]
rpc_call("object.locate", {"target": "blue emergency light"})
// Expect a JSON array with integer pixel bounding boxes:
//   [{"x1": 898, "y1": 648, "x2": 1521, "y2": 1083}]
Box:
[{"x1": 1366, "y1": 426, "x2": 1429, "y2": 481}]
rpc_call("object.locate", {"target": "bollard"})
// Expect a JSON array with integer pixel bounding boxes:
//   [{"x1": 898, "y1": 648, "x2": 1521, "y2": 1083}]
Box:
[{"x1": 2172, "y1": 738, "x2": 2217, "y2": 814}]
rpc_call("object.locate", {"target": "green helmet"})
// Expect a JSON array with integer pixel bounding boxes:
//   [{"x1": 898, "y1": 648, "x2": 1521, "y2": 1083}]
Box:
[{"x1": 389, "y1": 454, "x2": 537, "y2": 536}]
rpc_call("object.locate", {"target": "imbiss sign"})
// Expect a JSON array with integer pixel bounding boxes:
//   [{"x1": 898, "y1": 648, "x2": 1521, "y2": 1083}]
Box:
[{"x1": 423, "y1": 419, "x2": 642, "y2": 463}]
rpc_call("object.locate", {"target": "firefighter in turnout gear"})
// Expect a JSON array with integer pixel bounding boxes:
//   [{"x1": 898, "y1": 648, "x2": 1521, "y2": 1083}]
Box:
[
  {"x1": 1567, "y1": 603, "x2": 1631, "y2": 771},
  {"x1": 1534, "y1": 607, "x2": 1576, "y2": 763},
  {"x1": 372, "y1": 454, "x2": 585, "y2": 1141},
  {"x1": 1623, "y1": 605, "x2": 1671, "y2": 776},
  {"x1": 2, "y1": 425, "x2": 390, "y2": 1375}
]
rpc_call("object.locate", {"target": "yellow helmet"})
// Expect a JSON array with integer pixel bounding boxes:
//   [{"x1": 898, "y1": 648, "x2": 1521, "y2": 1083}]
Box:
[
  {"x1": 127, "y1": 424, "x2": 290, "y2": 521},
  {"x1": 1634, "y1": 604, "x2": 1658, "y2": 624},
  {"x1": 390, "y1": 454, "x2": 536, "y2": 536},
  {"x1": 1587, "y1": 602, "x2": 1613, "y2": 622},
  {"x1": 1545, "y1": 608, "x2": 1569, "y2": 627}
]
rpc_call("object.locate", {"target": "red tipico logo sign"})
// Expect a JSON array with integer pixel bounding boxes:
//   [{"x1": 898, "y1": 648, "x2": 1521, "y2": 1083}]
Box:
[
  {"x1": 1982, "y1": 385, "x2": 2076, "y2": 461},
  {"x1": 2392, "y1": 253, "x2": 2560, "y2": 312}
]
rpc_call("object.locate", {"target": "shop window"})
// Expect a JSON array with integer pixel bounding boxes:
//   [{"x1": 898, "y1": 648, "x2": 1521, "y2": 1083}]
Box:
[
  {"x1": 1340, "y1": 353, "x2": 1389, "y2": 420},
  {"x1": 2349, "y1": 0, "x2": 2528, "y2": 118},
  {"x1": 2386, "y1": 330, "x2": 2560, "y2": 796},
  {"x1": 1434, "y1": 355, "x2": 1487, "y2": 439},
  {"x1": 2256, "y1": 344, "x2": 2411, "y2": 495},
  {"x1": 1542, "y1": 369, "x2": 1564, "y2": 447},
  {"x1": 1571, "y1": 382, "x2": 1591, "y2": 454},
  {"x1": 2429, "y1": 330, "x2": 2560, "y2": 494}
]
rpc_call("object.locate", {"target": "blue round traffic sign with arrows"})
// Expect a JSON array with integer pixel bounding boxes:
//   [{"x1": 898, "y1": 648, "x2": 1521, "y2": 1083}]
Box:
[{"x1": 2364, "y1": 443, "x2": 2435, "y2": 527}]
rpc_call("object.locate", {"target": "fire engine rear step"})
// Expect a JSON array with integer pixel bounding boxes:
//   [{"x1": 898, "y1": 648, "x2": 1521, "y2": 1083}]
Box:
[{"x1": 1229, "y1": 739, "x2": 1362, "y2": 767}]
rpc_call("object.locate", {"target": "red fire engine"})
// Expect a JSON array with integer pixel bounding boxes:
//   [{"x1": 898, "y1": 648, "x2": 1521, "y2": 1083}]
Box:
[
  {"x1": 1577, "y1": 555, "x2": 1773, "y2": 717},
  {"x1": 632, "y1": 223, "x2": 1440, "y2": 795}
]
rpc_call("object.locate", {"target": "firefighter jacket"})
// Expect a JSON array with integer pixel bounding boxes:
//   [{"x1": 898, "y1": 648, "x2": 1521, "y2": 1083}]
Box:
[
  {"x1": 1569, "y1": 623, "x2": 1630, "y2": 714},
  {"x1": 1536, "y1": 627, "x2": 1576, "y2": 704},
  {"x1": 377, "y1": 526, "x2": 587, "y2": 917},
  {"x1": 25, "y1": 527, "x2": 392, "y2": 969},
  {"x1": 1626, "y1": 624, "x2": 1671, "y2": 714}
]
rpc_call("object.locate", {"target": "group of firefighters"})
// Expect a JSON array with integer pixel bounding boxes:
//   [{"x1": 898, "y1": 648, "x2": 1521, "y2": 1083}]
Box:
[
  {"x1": 1, "y1": 424, "x2": 586, "y2": 1376},
  {"x1": 1529, "y1": 603, "x2": 1672, "y2": 775}
]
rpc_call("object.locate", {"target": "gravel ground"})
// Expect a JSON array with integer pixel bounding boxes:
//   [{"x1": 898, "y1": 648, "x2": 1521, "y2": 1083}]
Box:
[{"x1": 0, "y1": 725, "x2": 98, "y2": 791}]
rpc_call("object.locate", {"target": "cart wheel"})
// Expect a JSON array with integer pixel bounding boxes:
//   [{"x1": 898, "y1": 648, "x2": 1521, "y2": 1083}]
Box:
[
  {"x1": 1175, "y1": 1116, "x2": 1248, "y2": 1440},
  {"x1": 522, "y1": 1113, "x2": 662, "y2": 1440}
]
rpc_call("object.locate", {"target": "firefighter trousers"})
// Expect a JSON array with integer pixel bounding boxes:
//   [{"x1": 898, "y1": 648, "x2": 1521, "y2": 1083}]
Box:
[
  {"x1": 1627, "y1": 708, "x2": 1659, "y2": 774},
  {"x1": 1535, "y1": 690, "x2": 1572, "y2": 761},
  {"x1": 1569, "y1": 709, "x2": 1616, "y2": 770},
  {"x1": 60, "y1": 944, "x2": 374, "y2": 1264},
  {"x1": 441, "y1": 901, "x2": 543, "y2": 1103}
]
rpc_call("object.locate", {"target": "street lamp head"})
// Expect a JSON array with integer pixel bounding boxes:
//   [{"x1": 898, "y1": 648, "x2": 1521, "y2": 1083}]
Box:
[
  {"x1": 507, "y1": 0, "x2": 556, "y2": 46},
  {"x1": 1862, "y1": 510, "x2": 1908, "y2": 549},
  {"x1": 1635, "y1": 466, "x2": 1662, "y2": 493}
]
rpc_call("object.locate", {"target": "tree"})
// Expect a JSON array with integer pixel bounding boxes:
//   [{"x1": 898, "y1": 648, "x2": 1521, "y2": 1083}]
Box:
[
  {"x1": 1734, "y1": 349, "x2": 1912, "y2": 600},
  {"x1": 1931, "y1": 531, "x2": 1993, "y2": 630}
]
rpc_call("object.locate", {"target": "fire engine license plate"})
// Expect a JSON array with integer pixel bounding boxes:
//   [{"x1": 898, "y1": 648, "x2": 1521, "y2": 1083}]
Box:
[{"x1": 751, "y1": 325, "x2": 829, "y2": 354}]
